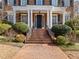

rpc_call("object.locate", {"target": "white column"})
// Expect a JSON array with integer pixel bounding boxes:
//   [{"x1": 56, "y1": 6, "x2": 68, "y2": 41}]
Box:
[
  {"x1": 31, "y1": 10, "x2": 33, "y2": 28},
  {"x1": 63, "y1": 13, "x2": 65, "y2": 24},
  {"x1": 7, "y1": 12, "x2": 9, "y2": 21},
  {"x1": 21, "y1": 0, "x2": 22, "y2": 6},
  {"x1": 50, "y1": 10, "x2": 52, "y2": 28},
  {"x1": 47, "y1": 10, "x2": 50, "y2": 28},
  {"x1": 13, "y1": 11, "x2": 16, "y2": 24},
  {"x1": 28, "y1": 10, "x2": 30, "y2": 27}
]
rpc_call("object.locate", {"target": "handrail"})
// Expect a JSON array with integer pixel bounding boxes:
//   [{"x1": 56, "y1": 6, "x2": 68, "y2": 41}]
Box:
[
  {"x1": 46, "y1": 25, "x2": 56, "y2": 40},
  {"x1": 26, "y1": 27, "x2": 33, "y2": 41}
]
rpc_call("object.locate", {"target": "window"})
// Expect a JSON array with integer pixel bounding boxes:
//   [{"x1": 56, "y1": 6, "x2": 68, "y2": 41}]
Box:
[
  {"x1": 76, "y1": 8, "x2": 79, "y2": 14},
  {"x1": 5, "y1": 0, "x2": 7, "y2": 4},
  {"x1": 0, "y1": 1, "x2": 2, "y2": 9},
  {"x1": 21, "y1": 0, "x2": 27, "y2": 6},
  {"x1": 65, "y1": 14, "x2": 70, "y2": 21},
  {"x1": 36, "y1": 0, "x2": 43, "y2": 5},
  {"x1": 51, "y1": 0, "x2": 58, "y2": 7},
  {"x1": 21, "y1": 14, "x2": 28, "y2": 24},
  {"x1": 63, "y1": 0, "x2": 70, "y2": 7},
  {"x1": 14, "y1": 0, "x2": 21, "y2": 6},
  {"x1": 52, "y1": 15, "x2": 58, "y2": 25},
  {"x1": 8, "y1": 0, "x2": 14, "y2": 6},
  {"x1": 8, "y1": 15, "x2": 14, "y2": 23}
]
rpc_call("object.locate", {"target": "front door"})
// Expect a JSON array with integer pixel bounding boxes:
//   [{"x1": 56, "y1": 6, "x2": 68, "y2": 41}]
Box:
[{"x1": 37, "y1": 15, "x2": 42, "y2": 28}]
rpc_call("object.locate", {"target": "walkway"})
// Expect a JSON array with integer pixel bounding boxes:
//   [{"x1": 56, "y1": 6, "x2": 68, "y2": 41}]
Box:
[
  {"x1": 12, "y1": 29, "x2": 69, "y2": 59},
  {"x1": 12, "y1": 44, "x2": 69, "y2": 59}
]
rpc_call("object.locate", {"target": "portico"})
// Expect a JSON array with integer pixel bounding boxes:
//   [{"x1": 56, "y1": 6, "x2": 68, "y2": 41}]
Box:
[{"x1": 9, "y1": 5, "x2": 69, "y2": 29}]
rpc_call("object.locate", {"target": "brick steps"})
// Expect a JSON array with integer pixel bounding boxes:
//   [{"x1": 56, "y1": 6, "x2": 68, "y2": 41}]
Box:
[{"x1": 26, "y1": 29, "x2": 52, "y2": 44}]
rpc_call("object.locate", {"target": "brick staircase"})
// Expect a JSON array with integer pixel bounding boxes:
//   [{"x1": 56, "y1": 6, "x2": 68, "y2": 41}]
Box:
[{"x1": 26, "y1": 29, "x2": 52, "y2": 44}]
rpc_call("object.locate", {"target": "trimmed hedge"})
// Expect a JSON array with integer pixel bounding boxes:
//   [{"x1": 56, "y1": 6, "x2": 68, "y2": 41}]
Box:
[
  {"x1": 14, "y1": 22, "x2": 29, "y2": 33},
  {"x1": 56, "y1": 36, "x2": 67, "y2": 45},
  {"x1": 51, "y1": 24, "x2": 72, "y2": 36}
]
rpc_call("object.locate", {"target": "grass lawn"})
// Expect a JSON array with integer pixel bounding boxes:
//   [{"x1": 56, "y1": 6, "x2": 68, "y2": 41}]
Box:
[
  {"x1": 59, "y1": 43, "x2": 79, "y2": 59},
  {"x1": 59, "y1": 43, "x2": 79, "y2": 51},
  {"x1": 0, "y1": 41, "x2": 24, "y2": 48}
]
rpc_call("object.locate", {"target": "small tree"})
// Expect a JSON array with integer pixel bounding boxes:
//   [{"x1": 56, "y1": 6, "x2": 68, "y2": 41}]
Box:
[
  {"x1": 65, "y1": 17, "x2": 79, "y2": 41},
  {"x1": 65, "y1": 17, "x2": 79, "y2": 30}
]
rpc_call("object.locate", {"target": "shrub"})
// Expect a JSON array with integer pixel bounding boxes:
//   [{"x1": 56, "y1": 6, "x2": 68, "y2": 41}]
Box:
[
  {"x1": 0, "y1": 36, "x2": 15, "y2": 42},
  {"x1": 56, "y1": 36, "x2": 67, "y2": 45},
  {"x1": 0, "y1": 36, "x2": 7, "y2": 42},
  {"x1": 75, "y1": 30, "x2": 79, "y2": 36},
  {"x1": 51, "y1": 25, "x2": 72, "y2": 36},
  {"x1": 0, "y1": 23, "x2": 12, "y2": 34},
  {"x1": 2, "y1": 20, "x2": 14, "y2": 26},
  {"x1": 66, "y1": 42, "x2": 74, "y2": 46},
  {"x1": 65, "y1": 18, "x2": 79, "y2": 30},
  {"x1": 15, "y1": 34, "x2": 26, "y2": 42},
  {"x1": 14, "y1": 22, "x2": 29, "y2": 33},
  {"x1": 65, "y1": 20, "x2": 75, "y2": 30}
]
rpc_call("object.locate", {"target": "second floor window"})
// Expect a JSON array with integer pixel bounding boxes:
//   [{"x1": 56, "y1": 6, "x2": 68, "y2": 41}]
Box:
[
  {"x1": 51, "y1": 0, "x2": 58, "y2": 7},
  {"x1": 21, "y1": 0, "x2": 27, "y2": 6},
  {"x1": 64, "y1": 0, "x2": 70, "y2": 7},
  {"x1": 36, "y1": 0, "x2": 43, "y2": 5}
]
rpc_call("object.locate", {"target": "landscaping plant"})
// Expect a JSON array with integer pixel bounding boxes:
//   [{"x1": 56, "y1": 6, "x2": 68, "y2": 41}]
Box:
[
  {"x1": 56, "y1": 36, "x2": 67, "y2": 45},
  {"x1": 14, "y1": 22, "x2": 29, "y2": 33},
  {"x1": 15, "y1": 34, "x2": 26, "y2": 43},
  {"x1": 0, "y1": 23, "x2": 12, "y2": 34},
  {"x1": 51, "y1": 24, "x2": 72, "y2": 36}
]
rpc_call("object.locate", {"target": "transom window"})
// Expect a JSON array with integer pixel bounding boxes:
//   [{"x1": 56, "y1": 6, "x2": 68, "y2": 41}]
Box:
[{"x1": 36, "y1": 0, "x2": 43, "y2": 5}]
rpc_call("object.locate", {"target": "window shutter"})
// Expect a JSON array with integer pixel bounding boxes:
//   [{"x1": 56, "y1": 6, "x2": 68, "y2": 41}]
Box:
[
  {"x1": 50, "y1": 0, "x2": 51, "y2": 5},
  {"x1": 43, "y1": 0, "x2": 44, "y2": 5},
  {"x1": 34, "y1": 0, "x2": 36, "y2": 5}
]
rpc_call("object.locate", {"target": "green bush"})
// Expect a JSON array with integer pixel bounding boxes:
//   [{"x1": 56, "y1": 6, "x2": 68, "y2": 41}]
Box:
[
  {"x1": 65, "y1": 20, "x2": 74, "y2": 30},
  {"x1": 75, "y1": 30, "x2": 79, "y2": 36},
  {"x1": 56, "y1": 36, "x2": 67, "y2": 45},
  {"x1": 0, "y1": 36, "x2": 15, "y2": 42},
  {"x1": 66, "y1": 42, "x2": 74, "y2": 46},
  {"x1": 14, "y1": 22, "x2": 29, "y2": 33},
  {"x1": 51, "y1": 25, "x2": 72, "y2": 36},
  {"x1": 0, "y1": 36, "x2": 7, "y2": 42},
  {"x1": 65, "y1": 19, "x2": 79, "y2": 30},
  {"x1": 2, "y1": 20, "x2": 13, "y2": 25},
  {"x1": 15, "y1": 34, "x2": 26, "y2": 42},
  {"x1": 0, "y1": 23, "x2": 12, "y2": 34}
]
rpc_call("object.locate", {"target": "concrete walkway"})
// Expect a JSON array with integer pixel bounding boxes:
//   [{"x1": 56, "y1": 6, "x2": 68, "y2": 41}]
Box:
[{"x1": 12, "y1": 44, "x2": 69, "y2": 59}]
